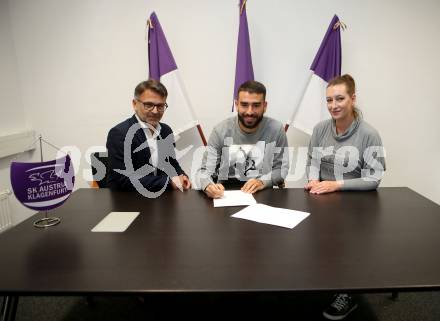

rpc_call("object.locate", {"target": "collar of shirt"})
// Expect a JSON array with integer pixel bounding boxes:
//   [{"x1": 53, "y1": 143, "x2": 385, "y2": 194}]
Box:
[{"x1": 134, "y1": 114, "x2": 162, "y2": 139}]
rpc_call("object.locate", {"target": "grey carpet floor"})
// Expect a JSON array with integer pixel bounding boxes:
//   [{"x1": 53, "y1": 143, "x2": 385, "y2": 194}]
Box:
[{"x1": 2, "y1": 291, "x2": 440, "y2": 321}]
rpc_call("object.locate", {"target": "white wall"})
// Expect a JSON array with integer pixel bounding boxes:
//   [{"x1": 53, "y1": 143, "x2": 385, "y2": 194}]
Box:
[
  {"x1": 3, "y1": 0, "x2": 439, "y2": 224},
  {"x1": 0, "y1": 0, "x2": 35, "y2": 224},
  {"x1": 0, "y1": 0, "x2": 26, "y2": 135}
]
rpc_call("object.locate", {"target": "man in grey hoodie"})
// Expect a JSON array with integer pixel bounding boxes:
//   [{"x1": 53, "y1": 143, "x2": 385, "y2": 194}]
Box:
[{"x1": 197, "y1": 81, "x2": 289, "y2": 199}]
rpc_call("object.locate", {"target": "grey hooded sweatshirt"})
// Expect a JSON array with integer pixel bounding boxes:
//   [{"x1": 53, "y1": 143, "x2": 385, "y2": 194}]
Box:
[{"x1": 306, "y1": 117, "x2": 386, "y2": 191}]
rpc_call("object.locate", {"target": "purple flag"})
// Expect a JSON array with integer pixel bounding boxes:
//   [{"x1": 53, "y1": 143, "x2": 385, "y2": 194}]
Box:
[
  {"x1": 310, "y1": 14, "x2": 342, "y2": 82},
  {"x1": 287, "y1": 15, "x2": 343, "y2": 134},
  {"x1": 148, "y1": 12, "x2": 178, "y2": 80},
  {"x1": 147, "y1": 10, "x2": 207, "y2": 175},
  {"x1": 233, "y1": 0, "x2": 254, "y2": 108},
  {"x1": 10, "y1": 155, "x2": 75, "y2": 211},
  {"x1": 147, "y1": 11, "x2": 202, "y2": 136}
]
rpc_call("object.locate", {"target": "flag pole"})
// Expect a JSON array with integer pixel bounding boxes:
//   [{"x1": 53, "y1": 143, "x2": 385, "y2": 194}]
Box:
[
  {"x1": 33, "y1": 135, "x2": 61, "y2": 228},
  {"x1": 196, "y1": 125, "x2": 207, "y2": 146},
  {"x1": 286, "y1": 15, "x2": 345, "y2": 133},
  {"x1": 147, "y1": 12, "x2": 207, "y2": 146},
  {"x1": 233, "y1": 0, "x2": 254, "y2": 111},
  {"x1": 174, "y1": 72, "x2": 208, "y2": 146}
]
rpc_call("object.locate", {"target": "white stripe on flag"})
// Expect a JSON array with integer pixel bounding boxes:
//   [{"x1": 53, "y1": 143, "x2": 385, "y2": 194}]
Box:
[
  {"x1": 291, "y1": 73, "x2": 330, "y2": 135},
  {"x1": 173, "y1": 126, "x2": 204, "y2": 187},
  {"x1": 160, "y1": 70, "x2": 198, "y2": 135}
]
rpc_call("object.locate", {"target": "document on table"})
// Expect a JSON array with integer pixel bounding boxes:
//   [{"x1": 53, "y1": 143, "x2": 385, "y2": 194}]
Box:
[
  {"x1": 231, "y1": 203, "x2": 310, "y2": 229},
  {"x1": 91, "y1": 212, "x2": 140, "y2": 232},
  {"x1": 213, "y1": 190, "x2": 257, "y2": 207}
]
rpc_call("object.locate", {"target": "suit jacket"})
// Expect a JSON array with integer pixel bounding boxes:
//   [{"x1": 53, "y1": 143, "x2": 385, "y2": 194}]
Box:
[{"x1": 106, "y1": 115, "x2": 185, "y2": 191}]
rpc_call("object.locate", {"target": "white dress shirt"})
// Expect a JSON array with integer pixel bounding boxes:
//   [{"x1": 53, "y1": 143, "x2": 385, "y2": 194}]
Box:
[{"x1": 134, "y1": 114, "x2": 161, "y2": 170}]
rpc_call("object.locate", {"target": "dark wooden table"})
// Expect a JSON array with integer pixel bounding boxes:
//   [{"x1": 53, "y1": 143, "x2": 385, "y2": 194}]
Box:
[{"x1": 1, "y1": 187, "x2": 440, "y2": 319}]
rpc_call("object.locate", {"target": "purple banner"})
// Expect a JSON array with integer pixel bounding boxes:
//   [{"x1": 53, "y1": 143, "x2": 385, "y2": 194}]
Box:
[
  {"x1": 148, "y1": 11, "x2": 178, "y2": 80},
  {"x1": 233, "y1": 0, "x2": 254, "y2": 105},
  {"x1": 10, "y1": 155, "x2": 75, "y2": 211},
  {"x1": 310, "y1": 14, "x2": 342, "y2": 82}
]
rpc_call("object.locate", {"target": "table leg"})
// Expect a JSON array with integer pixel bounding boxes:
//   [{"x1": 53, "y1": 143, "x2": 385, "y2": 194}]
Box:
[{"x1": 0, "y1": 296, "x2": 18, "y2": 321}]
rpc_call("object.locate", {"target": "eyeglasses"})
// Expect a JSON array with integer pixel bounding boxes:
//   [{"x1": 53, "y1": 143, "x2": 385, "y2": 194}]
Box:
[{"x1": 135, "y1": 99, "x2": 168, "y2": 112}]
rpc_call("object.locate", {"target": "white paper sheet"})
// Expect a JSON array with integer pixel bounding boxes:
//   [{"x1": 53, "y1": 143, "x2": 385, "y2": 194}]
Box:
[
  {"x1": 213, "y1": 190, "x2": 257, "y2": 207},
  {"x1": 231, "y1": 204, "x2": 310, "y2": 229},
  {"x1": 91, "y1": 212, "x2": 140, "y2": 232}
]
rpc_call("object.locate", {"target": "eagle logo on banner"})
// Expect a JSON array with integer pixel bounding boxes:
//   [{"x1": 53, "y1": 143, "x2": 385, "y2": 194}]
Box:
[{"x1": 10, "y1": 154, "x2": 75, "y2": 211}]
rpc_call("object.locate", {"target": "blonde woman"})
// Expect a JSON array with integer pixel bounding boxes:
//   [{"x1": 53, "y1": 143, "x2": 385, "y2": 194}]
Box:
[{"x1": 305, "y1": 74, "x2": 386, "y2": 320}]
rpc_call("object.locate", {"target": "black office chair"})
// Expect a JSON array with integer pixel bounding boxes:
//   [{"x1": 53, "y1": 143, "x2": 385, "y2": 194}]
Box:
[{"x1": 90, "y1": 151, "x2": 108, "y2": 188}]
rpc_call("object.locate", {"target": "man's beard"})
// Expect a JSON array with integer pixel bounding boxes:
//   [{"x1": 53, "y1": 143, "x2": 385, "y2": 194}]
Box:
[{"x1": 238, "y1": 113, "x2": 264, "y2": 129}]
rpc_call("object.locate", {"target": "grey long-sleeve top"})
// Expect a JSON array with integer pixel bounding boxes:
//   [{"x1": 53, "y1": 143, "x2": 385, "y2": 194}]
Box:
[
  {"x1": 306, "y1": 117, "x2": 386, "y2": 191},
  {"x1": 197, "y1": 116, "x2": 289, "y2": 190}
]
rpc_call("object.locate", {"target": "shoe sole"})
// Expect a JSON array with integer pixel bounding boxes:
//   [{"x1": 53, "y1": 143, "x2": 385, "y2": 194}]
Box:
[{"x1": 322, "y1": 304, "x2": 358, "y2": 320}]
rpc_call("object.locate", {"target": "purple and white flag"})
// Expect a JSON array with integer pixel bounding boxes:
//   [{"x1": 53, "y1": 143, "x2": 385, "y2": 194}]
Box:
[
  {"x1": 287, "y1": 15, "x2": 342, "y2": 134},
  {"x1": 10, "y1": 154, "x2": 75, "y2": 211},
  {"x1": 148, "y1": 12, "x2": 201, "y2": 137},
  {"x1": 232, "y1": 0, "x2": 254, "y2": 110}
]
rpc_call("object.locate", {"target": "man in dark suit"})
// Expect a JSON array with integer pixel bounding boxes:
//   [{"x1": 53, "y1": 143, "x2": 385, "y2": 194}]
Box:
[{"x1": 106, "y1": 79, "x2": 191, "y2": 195}]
